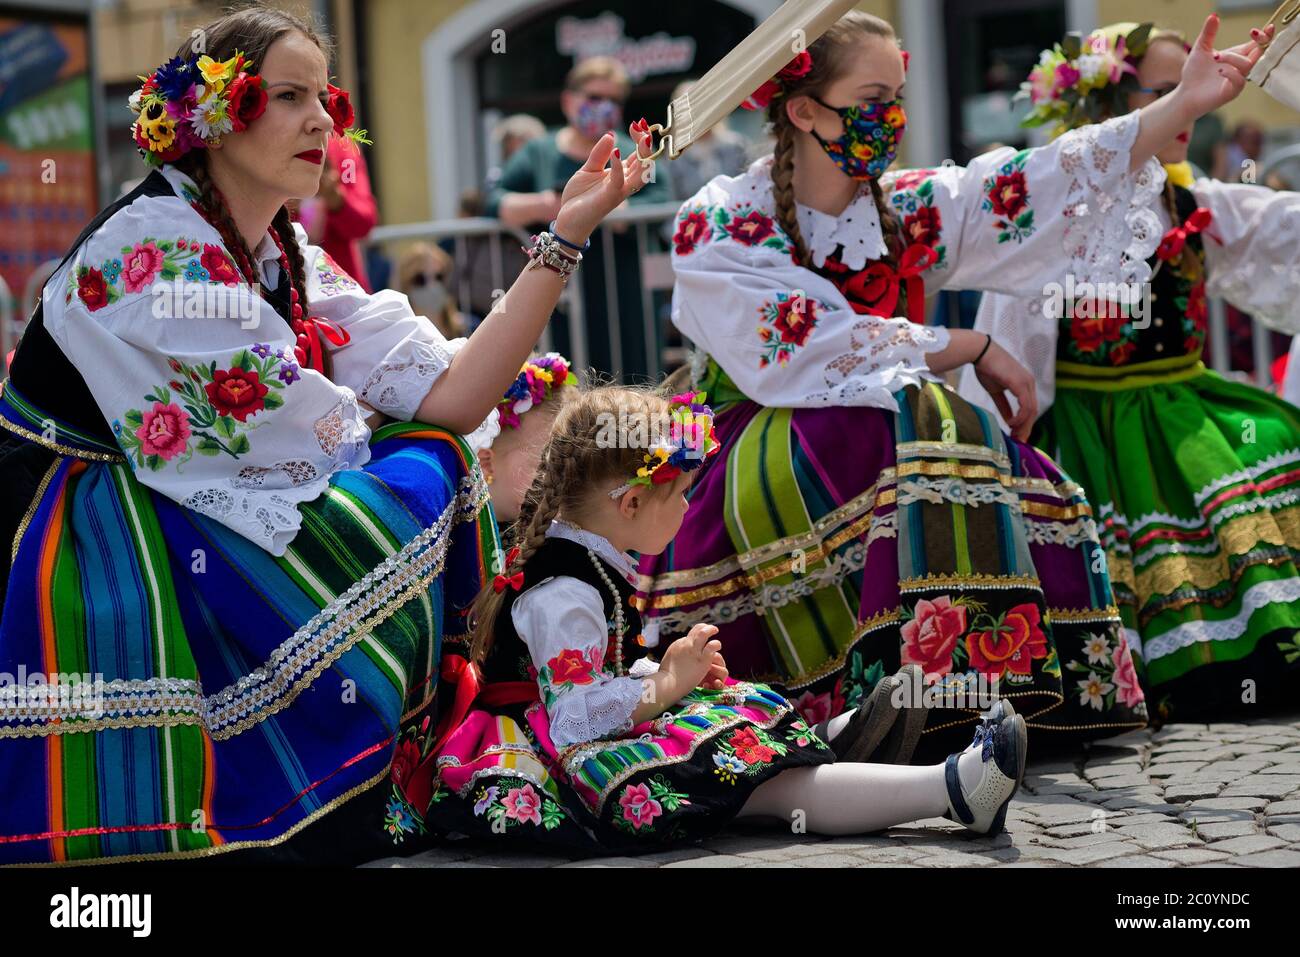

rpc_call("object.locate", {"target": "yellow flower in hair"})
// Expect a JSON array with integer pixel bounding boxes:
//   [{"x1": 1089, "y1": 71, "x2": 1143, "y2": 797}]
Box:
[
  {"x1": 532, "y1": 367, "x2": 554, "y2": 385},
  {"x1": 137, "y1": 103, "x2": 177, "y2": 152},
  {"x1": 197, "y1": 54, "x2": 237, "y2": 95},
  {"x1": 637, "y1": 447, "x2": 670, "y2": 479}
]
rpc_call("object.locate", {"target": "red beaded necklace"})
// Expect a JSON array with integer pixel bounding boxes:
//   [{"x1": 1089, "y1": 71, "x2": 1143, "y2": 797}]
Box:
[{"x1": 193, "y1": 199, "x2": 350, "y2": 373}]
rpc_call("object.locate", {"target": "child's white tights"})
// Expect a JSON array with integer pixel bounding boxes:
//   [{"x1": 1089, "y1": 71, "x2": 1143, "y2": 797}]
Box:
[{"x1": 736, "y1": 712, "x2": 987, "y2": 835}]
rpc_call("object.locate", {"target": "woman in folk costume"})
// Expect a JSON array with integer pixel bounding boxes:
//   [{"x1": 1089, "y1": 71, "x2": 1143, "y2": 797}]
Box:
[
  {"x1": 0, "y1": 7, "x2": 656, "y2": 865},
  {"x1": 413, "y1": 386, "x2": 1029, "y2": 850},
  {"x1": 958, "y1": 22, "x2": 1300, "y2": 723},
  {"x1": 636, "y1": 10, "x2": 1258, "y2": 752}
]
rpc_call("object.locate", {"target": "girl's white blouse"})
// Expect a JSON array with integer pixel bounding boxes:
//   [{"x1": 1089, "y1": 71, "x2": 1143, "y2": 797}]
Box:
[
  {"x1": 671, "y1": 111, "x2": 1156, "y2": 412},
  {"x1": 510, "y1": 520, "x2": 659, "y2": 749},
  {"x1": 41, "y1": 164, "x2": 495, "y2": 556}
]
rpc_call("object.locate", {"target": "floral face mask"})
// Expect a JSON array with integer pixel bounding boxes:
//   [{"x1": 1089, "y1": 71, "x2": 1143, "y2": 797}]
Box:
[
  {"x1": 574, "y1": 96, "x2": 623, "y2": 139},
  {"x1": 809, "y1": 97, "x2": 907, "y2": 180}
]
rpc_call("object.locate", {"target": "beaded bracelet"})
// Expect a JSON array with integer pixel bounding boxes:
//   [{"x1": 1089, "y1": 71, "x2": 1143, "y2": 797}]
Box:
[
  {"x1": 548, "y1": 221, "x2": 590, "y2": 252},
  {"x1": 523, "y1": 231, "x2": 582, "y2": 284}
]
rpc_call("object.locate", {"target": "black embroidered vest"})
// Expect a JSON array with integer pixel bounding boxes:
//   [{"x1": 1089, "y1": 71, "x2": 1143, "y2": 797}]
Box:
[
  {"x1": 486, "y1": 536, "x2": 649, "y2": 685},
  {"x1": 1056, "y1": 184, "x2": 1207, "y2": 368}
]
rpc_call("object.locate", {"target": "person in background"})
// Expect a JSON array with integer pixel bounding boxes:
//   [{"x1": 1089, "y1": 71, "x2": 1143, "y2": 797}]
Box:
[
  {"x1": 444, "y1": 188, "x2": 529, "y2": 331},
  {"x1": 485, "y1": 113, "x2": 547, "y2": 193},
  {"x1": 296, "y1": 135, "x2": 378, "y2": 291},
  {"x1": 667, "y1": 80, "x2": 753, "y2": 201},
  {"x1": 394, "y1": 241, "x2": 468, "y2": 341},
  {"x1": 1212, "y1": 118, "x2": 1264, "y2": 182},
  {"x1": 487, "y1": 56, "x2": 672, "y2": 376}
]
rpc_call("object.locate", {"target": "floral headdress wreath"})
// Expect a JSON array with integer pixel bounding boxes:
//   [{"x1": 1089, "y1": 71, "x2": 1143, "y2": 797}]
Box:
[
  {"x1": 740, "y1": 46, "x2": 909, "y2": 112},
  {"x1": 1018, "y1": 22, "x2": 1176, "y2": 136},
  {"x1": 607, "y1": 392, "x2": 721, "y2": 499},
  {"x1": 129, "y1": 50, "x2": 371, "y2": 167},
  {"x1": 496, "y1": 353, "x2": 577, "y2": 430}
]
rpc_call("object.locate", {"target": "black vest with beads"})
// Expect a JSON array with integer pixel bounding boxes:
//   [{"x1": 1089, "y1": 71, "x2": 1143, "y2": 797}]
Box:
[{"x1": 486, "y1": 536, "x2": 649, "y2": 685}]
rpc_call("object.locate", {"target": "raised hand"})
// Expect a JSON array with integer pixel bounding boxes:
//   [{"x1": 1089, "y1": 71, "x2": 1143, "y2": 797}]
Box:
[
  {"x1": 553, "y1": 122, "x2": 656, "y2": 245},
  {"x1": 1177, "y1": 14, "x2": 1266, "y2": 117}
]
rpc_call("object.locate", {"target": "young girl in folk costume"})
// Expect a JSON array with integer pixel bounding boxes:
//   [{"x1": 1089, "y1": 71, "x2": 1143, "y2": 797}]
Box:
[
  {"x1": 958, "y1": 22, "x2": 1300, "y2": 722},
  {"x1": 398, "y1": 386, "x2": 1028, "y2": 849},
  {"x1": 638, "y1": 11, "x2": 1255, "y2": 752},
  {"x1": 0, "y1": 8, "x2": 657, "y2": 865}
]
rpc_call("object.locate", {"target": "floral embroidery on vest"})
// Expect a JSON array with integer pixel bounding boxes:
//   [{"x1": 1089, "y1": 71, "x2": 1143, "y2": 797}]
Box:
[
  {"x1": 981, "y1": 150, "x2": 1035, "y2": 244},
  {"x1": 112, "y1": 345, "x2": 299, "y2": 470}
]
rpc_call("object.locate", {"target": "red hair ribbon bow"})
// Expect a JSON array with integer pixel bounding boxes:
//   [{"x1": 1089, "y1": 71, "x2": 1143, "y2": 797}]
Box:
[
  {"x1": 493, "y1": 571, "x2": 524, "y2": 593},
  {"x1": 1156, "y1": 207, "x2": 1216, "y2": 262}
]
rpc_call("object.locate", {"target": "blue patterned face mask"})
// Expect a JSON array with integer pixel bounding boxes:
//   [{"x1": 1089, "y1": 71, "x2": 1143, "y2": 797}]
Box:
[
  {"x1": 809, "y1": 97, "x2": 907, "y2": 180},
  {"x1": 574, "y1": 97, "x2": 623, "y2": 139}
]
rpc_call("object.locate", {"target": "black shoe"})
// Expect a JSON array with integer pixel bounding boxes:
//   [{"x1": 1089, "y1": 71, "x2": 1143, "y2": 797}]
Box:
[
  {"x1": 943, "y1": 713, "x2": 1028, "y2": 835},
  {"x1": 874, "y1": 664, "x2": 928, "y2": 764},
  {"x1": 813, "y1": 674, "x2": 901, "y2": 762}
]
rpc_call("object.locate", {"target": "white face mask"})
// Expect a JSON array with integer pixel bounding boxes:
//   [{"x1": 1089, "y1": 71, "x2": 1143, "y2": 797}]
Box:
[{"x1": 407, "y1": 281, "x2": 448, "y2": 317}]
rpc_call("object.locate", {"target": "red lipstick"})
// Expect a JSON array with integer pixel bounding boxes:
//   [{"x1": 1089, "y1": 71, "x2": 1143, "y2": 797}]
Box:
[{"x1": 295, "y1": 149, "x2": 324, "y2": 165}]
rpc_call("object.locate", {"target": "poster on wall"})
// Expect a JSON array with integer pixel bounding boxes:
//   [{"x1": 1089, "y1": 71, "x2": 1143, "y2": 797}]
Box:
[{"x1": 0, "y1": 14, "x2": 98, "y2": 310}]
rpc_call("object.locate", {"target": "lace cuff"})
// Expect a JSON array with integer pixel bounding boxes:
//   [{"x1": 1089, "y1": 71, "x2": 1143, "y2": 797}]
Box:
[
  {"x1": 1059, "y1": 113, "x2": 1163, "y2": 288},
  {"x1": 358, "y1": 336, "x2": 460, "y2": 421},
  {"x1": 546, "y1": 675, "x2": 646, "y2": 749}
]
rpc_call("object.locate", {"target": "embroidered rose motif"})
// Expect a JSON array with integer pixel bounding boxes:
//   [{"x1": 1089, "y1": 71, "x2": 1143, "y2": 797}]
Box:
[
  {"x1": 791, "y1": 689, "x2": 833, "y2": 727},
  {"x1": 1108, "y1": 340, "x2": 1136, "y2": 366},
  {"x1": 501, "y1": 784, "x2": 542, "y2": 826},
  {"x1": 726, "y1": 727, "x2": 778, "y2": 765},
  {"x1": 966, "y1": 603, "x2": 1049, "y2": 680},
  {"x1": 986, "y1": 171, "x2": 1028, "y2": 220},
  {"x1": 546, "y1": 648, "x2": 600, "y2": 686},
  {"x1": 135, "y1": 402, "x2": 192, "y2": 460},
  {"x1": 201, "y1": 244, "x2": 242, "y2": 285},
  {"x1": 122, "y1": 241, "x2": 166, "y2": 293},
  {"x1": 723, "y1": 210, "x2": 776, "y2": 246},
  {"x1": 1112, "y1": 633, "x2": 1144, "y2": 708},
  {"x1": 900, "y1": 595, "x2": 968, "y2": 678},
  {"x1": 205, "y1": 367, "x2": 269, "y2": 421},
  {"x1": 771, "y1": 296, "x2": 817, "y2": 346},
  {"x1": 1185, "y1": 281, "x2": 1207, "y2": 326},
  {"x1": 77, "y1": 267, "x2": 110, "y2": 312},
  {"x1": 902, "y1": 205, "x2": 942, "y2": 247},
  {"x1": 673, "y1": 209, "x2": 713, "y2": 256},
  {"x1": 889, "y1": 168, "x2": 938, "y2": 193},
  {"x1": 617, "y1": 783, "x2": 663, "y2": 830}
]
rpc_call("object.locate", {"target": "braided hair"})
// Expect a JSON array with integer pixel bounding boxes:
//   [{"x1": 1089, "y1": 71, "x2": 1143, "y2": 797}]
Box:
[
  {"x1": 767, "y1": 11, "x2": 907, "y2": 314},
  {"x1": 468, "y1": 386, "x2": 684, "y2": 664},
  {"x1": 169, "y1": 5, "x2": 337, "y2": 378}
]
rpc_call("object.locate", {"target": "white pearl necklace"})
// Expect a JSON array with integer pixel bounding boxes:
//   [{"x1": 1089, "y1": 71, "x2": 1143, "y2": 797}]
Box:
[{"x1": 586, "y1": 549, "x2": 626, "y2": 677}]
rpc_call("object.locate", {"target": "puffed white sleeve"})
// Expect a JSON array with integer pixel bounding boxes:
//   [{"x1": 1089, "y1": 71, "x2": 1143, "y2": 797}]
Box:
[
  {"x1": 1194, "y1": 178, "x2": 1300, "y2": 334},
  {"x1": 880, "y1": 111, "x2": 1164, "y2": 298},
  {"x1": 44, "y1": 200, "x2": 371, "y2": 557},
  {"x1": 511, "y1": 576, "x2": 647, "y2": 749},
  {"x1": 296, "y1": 224, "x2": 497, "y2": 444},
  {"x1": 670, "y1": 183, "x2": 950, "y2": 411}
]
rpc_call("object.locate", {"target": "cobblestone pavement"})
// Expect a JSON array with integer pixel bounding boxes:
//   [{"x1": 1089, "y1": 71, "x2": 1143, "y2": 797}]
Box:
[{"x1": 364, "y1": 711, "x2": 1300, "y2": 868}]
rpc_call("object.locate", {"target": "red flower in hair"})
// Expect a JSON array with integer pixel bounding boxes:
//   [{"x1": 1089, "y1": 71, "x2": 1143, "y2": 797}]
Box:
[
  {"x1": 777, "y1": 50, "x2": 813, "y2": 81},
  {"x1": 326, "y1": 83, "x2": 355, "y2": 137},
  {"x1": 226, "y1": 73, "x2": 268, "y2": 133},
  {"x1": 902, "y1": 50, "x2": 910, "y2": 72}
]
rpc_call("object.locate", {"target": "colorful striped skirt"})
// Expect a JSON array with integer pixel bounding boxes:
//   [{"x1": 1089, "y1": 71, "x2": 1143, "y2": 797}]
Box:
[
  {"x1": 1041, "y1": 360, "x2": 1300, "y2": 722},
  {"x1": 0, "y1": 408, "x2": 498, "y2": 865},
  {"x1": 636, "y1": 366, "x2": 1148, "y2": 753}
]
